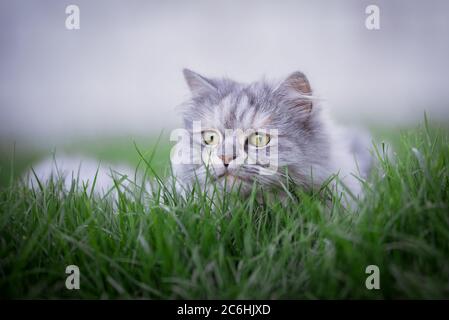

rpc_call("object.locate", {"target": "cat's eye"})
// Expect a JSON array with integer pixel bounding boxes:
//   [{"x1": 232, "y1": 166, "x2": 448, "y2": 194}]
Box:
[
  {"x1": 202, "y1": 130, "x2": 220, "y2": 146},
  {"x1": 248, "y1": 132, "x2": 270, "y2": 147}
]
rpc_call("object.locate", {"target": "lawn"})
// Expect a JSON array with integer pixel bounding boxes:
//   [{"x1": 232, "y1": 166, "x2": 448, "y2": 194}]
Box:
[{"x1": 0, "y1": 118, "x2": 448, "y2": 299}]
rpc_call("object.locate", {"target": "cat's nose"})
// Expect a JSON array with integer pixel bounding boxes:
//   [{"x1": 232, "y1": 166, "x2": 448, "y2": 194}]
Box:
[{"x1": 219, "y1": 155, "x2": 237, "y2": 167}]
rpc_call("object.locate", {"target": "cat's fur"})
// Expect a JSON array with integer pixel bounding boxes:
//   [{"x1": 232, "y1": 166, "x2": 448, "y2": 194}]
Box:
[
  {"x1": 26, "y1": 153, "x2": 139, "y2": 194},
  {"x1": 172, "y1": 69, "x2": 373, "y2": 202}
]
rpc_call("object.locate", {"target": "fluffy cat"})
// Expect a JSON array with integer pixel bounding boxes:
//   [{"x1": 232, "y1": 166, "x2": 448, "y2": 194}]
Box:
[
  {"x1": 171, "y1": 69, "x2": 373, "y2": 202},
  {"x1": 25, "y1": 69, "x2": 374, "y2": 205}
]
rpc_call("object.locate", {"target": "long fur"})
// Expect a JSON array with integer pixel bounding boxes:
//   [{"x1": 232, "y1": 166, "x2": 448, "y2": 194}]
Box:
[{"x1": 173, "y1": 69, "x2": 374, "y2": 201}]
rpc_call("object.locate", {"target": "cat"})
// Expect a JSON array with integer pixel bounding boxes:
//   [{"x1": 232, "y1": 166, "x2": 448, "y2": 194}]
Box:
[
  {"x1": 171, "y1": 69, "x2": 373, "y2": 203},
  {"x1": 25, "y1": 69, "x2": 374, "y2": 204}
]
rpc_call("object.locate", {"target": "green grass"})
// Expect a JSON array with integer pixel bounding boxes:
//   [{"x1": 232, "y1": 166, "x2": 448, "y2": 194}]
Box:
[{"x1": 0, "y1": 119, "x2": 448, "y2": 299}]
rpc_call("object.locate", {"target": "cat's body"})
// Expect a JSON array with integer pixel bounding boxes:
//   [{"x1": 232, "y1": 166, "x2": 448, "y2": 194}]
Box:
[
  {"x1": 25, "y1": 69, "x2": 374, "y2": 204},
  {"x1": 26, "y1": 154, "x2": 140, "y2": 194}
]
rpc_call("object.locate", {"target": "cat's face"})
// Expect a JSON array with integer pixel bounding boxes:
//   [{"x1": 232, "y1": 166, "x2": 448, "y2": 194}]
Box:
[{"x1": 175, "y1": 69, "x2": 324, "y2": 194}]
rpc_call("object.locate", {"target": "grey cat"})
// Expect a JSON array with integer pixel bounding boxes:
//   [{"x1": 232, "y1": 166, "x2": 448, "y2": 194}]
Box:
[
  {"x1": 172, "y1": 69, "x2": 373, "y2": 202},
  {"x1": 26, "y1": 69, "x2": 374, "y2": 204}
]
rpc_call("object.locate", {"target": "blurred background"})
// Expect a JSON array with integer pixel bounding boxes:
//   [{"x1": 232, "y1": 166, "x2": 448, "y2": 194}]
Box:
[{"x1": 1, "y1": 0, "x2": 449, "y2": 182}]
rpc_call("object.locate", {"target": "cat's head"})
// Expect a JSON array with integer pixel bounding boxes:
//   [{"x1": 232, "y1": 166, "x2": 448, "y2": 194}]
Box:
[{"x1": 173, "y1": 69, "x2": 328, "y2": 194}]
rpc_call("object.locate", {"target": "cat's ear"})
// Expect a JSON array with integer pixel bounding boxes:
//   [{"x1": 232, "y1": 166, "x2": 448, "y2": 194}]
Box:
[
  {"x1": 276, "y1": 71, "x2": 313, "y2": 112},
  {"x1": 282, "y1": 71, "x2": 312, "y2": 95},
  {"x1": 183, "y1": 68, "x2": 217, "y2": 96}
]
